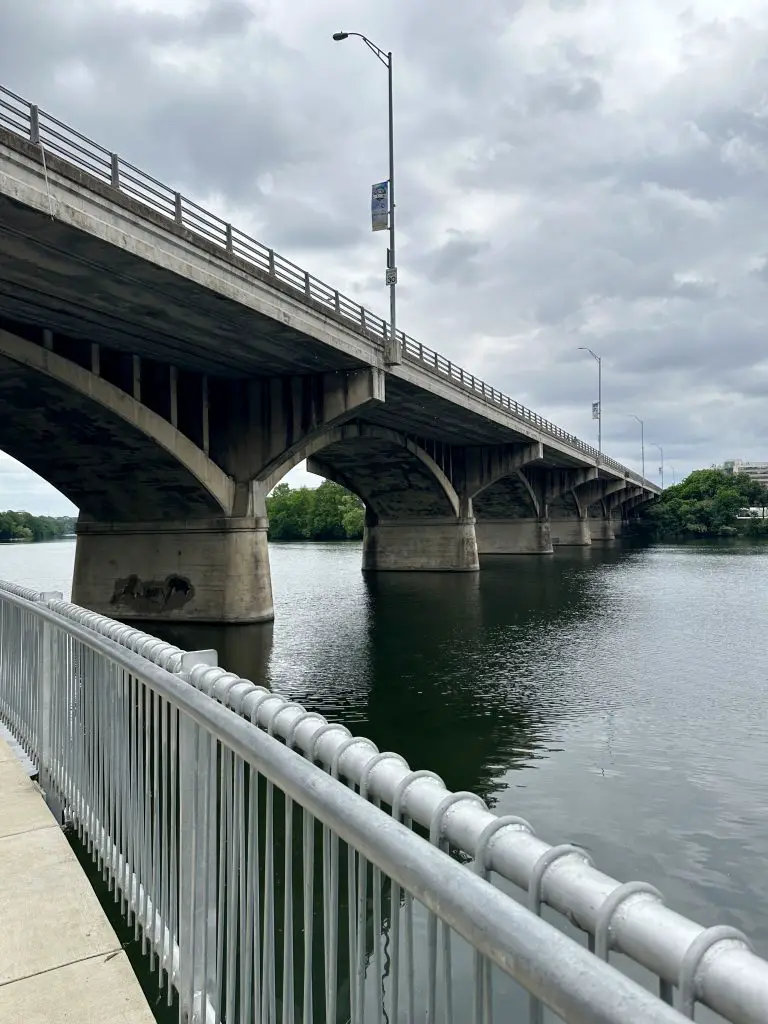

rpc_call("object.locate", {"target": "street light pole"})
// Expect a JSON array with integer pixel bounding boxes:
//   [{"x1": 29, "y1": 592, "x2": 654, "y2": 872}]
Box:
[
  {"x1": 333, "y1": 31, "x2": 399, "y2": 364},
  {"x1": 629, "y1": 415, "x2": 645, "y2": 479},
  {"x1": 651, "y1": 443, "x2": 664, "y2": 488},
  {"x1": 578, "y1": 347, "x2": 602, "y2": 457}
]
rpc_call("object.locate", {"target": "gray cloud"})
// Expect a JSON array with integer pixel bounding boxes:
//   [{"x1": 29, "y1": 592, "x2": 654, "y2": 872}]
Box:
[{"x1": 2, "y1": 0, "x2": 768, "y2": 511}]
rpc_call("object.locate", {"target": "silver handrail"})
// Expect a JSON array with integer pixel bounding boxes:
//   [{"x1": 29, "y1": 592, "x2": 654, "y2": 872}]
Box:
[
  {"x1": 2, "y1": 580, "x2": 765, "y2": 1023},
  {"x1": 0, "y1": 83, "x2": 657, "y2": 493},
  {"x1": 0, "y1": 587, "x2": 688, "y2": 1023}
]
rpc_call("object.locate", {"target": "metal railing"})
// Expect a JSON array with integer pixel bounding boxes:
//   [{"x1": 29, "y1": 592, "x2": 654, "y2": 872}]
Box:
[
  {"x1": 0, "y1": 587, "x2": 691, "y2": 1024},
  {"x1": 0, "y1": 82, "x2": 655, "y2": 493},
  {"x1": 1, "y1": 580, "x2": 766, "y2": 1022}
]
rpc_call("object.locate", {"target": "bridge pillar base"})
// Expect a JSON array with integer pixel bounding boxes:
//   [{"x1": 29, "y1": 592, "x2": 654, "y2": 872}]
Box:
[
  {"x1": 72, "y1": 517, "x2": 273, "y2": 623},
  {"x1": 362, "y1": 518, "x2": 479, "y2": 572},
  {"x1": 550, "y1": 517, "x2": 591, "y2": 547},
  {"x1": 589, "y1": 518, "x2": 616, "y2": 542},
  {"x1": 475, "y1": 518, "x2": 553, "y2": 555}
]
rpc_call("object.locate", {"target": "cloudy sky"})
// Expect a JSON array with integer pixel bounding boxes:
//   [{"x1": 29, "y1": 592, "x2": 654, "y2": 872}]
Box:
[{"x1": 2, "y1": 0, "x2": 768, "y2": 513}]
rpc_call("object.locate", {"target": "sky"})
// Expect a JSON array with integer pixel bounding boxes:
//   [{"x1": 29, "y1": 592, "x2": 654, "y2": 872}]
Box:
[{"x1": 2, "y1": 0, "x2": 768, "y2": 513}]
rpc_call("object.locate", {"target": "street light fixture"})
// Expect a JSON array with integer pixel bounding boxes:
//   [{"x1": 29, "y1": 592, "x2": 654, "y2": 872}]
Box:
[
  {"x1": 333, "y1": 31, "x2": 400, "y2": 365},
  {"x1": 650, "y1": 443, "x2": 664, "y2": 488},
  {"x1": 578, "y1": 347, "x2": 602, "y2": 457},
  {"x1": 628, "y1": 414, "x2": 645, "y2": 480}
]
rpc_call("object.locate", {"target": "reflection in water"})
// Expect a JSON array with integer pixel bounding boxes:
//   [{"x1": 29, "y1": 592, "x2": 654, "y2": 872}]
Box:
[
  {"x1": 3, "y1": 536, "x2": 768, "y2": 983},
  {"x1": 136, "y1": 620, "x2": 275, "y2": 685}
]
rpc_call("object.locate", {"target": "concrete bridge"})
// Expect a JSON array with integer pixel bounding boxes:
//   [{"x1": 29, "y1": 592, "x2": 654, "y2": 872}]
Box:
[{"x1": 0, "y1": 85, "x2": 659, "y2": 623}]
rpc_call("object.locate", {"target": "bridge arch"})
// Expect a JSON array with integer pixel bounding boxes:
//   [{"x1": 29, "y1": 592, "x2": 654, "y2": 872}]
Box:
[
  {"x1": 472, "y1": 470, "x2": 542, "y2": 521},
  {"x1": 259, "y1": 422, "x2": 461, "y2": 520},
  {"x1": 0, "y1": 327, "x2": 233, "y2": 520}
]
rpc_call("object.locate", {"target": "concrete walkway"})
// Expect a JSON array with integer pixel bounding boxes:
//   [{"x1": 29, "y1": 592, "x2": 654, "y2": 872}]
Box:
[{"x1": 0, "y1": 737, "x2": 155, "y2": 1023}]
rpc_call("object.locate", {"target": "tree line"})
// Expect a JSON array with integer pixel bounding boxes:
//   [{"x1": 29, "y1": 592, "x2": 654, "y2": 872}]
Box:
[
  {"x1": 643, "y1": 468, "x2": 768, "y2": 539},
  {"x1": 0, "y1": 511, "x2": 77, "y2": 543},
  {"x1": 266, "y1": 481, "x2": 365, "y2": 541}
]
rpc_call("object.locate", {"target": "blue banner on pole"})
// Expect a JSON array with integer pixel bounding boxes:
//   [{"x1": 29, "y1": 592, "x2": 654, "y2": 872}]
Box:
[{"x1": 371, "y1": 181, "x2": 388, "y2": 232}]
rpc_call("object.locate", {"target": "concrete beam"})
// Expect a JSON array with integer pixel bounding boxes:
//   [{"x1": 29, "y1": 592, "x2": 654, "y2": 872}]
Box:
[
  {"x1": 526, "y1": 466, "x2": 599, "y2": 509},
  {"x1": 577, "y1": 476, "x2": 630, "y2": 511},
  {"x1": 0, "y1": 134, "x2": 383, "y2": 370},
  {"x1": 458, "y1": 441, "x2": 544, "y2": 499},
  {"x1": 222, "y1": 367, "x2": 385, "y2": 489},
  {"x1": 0, "y1": 327, "x2": 234, "y2": 516}
]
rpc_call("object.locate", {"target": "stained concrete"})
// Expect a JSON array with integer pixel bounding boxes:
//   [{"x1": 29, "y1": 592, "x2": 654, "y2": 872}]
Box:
[
  {"x1": 590, "y1": 518, "x2": 616, "y2": 542},
  {"x1": 362, "y1": 519, "x2": 479, "y2": 571},
  {"x1": 475, "y1": 518, "x2": 553, "y2": 555},
  {"x1": 73, "y1": 517, "x2": 273, "y2": 623},
  {"x1": 0, "y1": 738, "x2": 154, "y2": 1023},
  {"x1": 550, "y1": 517, "x2": 591, "y2": 546}
]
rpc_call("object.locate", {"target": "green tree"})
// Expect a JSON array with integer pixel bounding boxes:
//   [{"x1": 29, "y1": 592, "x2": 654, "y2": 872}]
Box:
[
  {"x1": 265, "y1": 481, "x2": 365, "y2": 542},
  {"x1": 0, "y1": 511, "x2": 76, "y2": 543},
  {"x1": 643, "y1": 469, "x2": 768, "y2": 539}
]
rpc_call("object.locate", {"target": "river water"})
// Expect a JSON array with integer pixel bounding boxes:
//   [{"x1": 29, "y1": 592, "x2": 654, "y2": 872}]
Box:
[{"x1": 3, "y1": 537, "x2": 768, "y2": 1002}]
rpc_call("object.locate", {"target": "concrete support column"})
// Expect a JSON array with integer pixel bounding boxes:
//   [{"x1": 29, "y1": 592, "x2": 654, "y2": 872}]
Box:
[
  {"x1": 475, "y1": 517, "x2": 553, "y2": 555},
  {"x1": 72, "y1": 516, "x2": 273, "y2": 623},
  {"x1": 550, "y1": 516, "x2": 591, "y2": 546},
  {"x1": 362, "y1": 517, "x2": 479, "y2": 572},
  {"x1": 590, "y1": 517, "x2": 616, "y2": 542}
]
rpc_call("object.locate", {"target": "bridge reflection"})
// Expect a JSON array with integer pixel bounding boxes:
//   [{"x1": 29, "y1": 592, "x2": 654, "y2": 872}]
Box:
[{"x1": 145, "y1": 543, "x2": 639, "y2": 809}]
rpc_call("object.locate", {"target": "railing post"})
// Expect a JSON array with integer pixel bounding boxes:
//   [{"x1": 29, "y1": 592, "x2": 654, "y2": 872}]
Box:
[
  {"x1": 334, "y1": 290, "x2": 340, "y2": 313},
  {"x1": 174, "y1": 192, "x2": 183, "y2": 226},
  {"x1": 178, "y1": 649, "x2": 219, "y2": 1024},
  {"x1": 29, "y1": 104, "x2": 40, "y2": 144},
  {"x1": 37, "y1": 592, "x2": 62, "y2": 818},
  {"x1": 110, "y1": 153, "x2": 119, "y2": 188},
  {"x1": 225, "y1": 223, "x2": 233, "y2": 254},
  {"x1": 304, "y1": 271, "x2": 311, "y2": 298},
  {"x1": 268, "y1": 249, "x2": 275, "y2": 276}
]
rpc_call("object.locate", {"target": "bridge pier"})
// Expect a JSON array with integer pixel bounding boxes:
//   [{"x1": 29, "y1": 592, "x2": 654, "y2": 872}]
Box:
[
  {"x1": 550, "y1": 516, "x2": 591, "y2": 547},
  {"x1": 73, "y1": 517, "x2": 273, "y2": 623},
  {"x1": 475, "y1": 518, "x2": 553, "y2": 555},
  {"x1": 362, "y1": 517, "x2": 479, "y2": 572},
  {"x1": 589, "y1": 517, "x2": 616, "y2": 542}
]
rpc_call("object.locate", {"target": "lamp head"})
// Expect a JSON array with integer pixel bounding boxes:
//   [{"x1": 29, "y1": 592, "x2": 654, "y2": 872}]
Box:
[{"x1": 332, "y1": 31, "x2": 349, "y2": 41}]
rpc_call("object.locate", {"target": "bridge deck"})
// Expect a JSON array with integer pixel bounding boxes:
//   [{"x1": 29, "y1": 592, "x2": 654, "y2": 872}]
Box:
[{"x1": 0, "y1": 735, "x2": 154, "y2": 1024}]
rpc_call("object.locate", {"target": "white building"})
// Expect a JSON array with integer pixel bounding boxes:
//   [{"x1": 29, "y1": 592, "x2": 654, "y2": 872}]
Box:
[{"x1": 723, "y1": 460, "x2": 768, "y2": 486}]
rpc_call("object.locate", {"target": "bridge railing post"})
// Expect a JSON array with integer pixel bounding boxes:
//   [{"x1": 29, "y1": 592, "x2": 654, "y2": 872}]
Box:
[
  {"x1": 29, "y1": 103, "x2": 40, "y2": 144},
  {"x1": 110, "y1": 153, "x2": 120, "y2": 188},
  {"x1": 178, "y1": 649, "x2": 219, "y2": 1024},
  {"x1": 37, "y1": 591, "x2": 62, "y2": 817}
]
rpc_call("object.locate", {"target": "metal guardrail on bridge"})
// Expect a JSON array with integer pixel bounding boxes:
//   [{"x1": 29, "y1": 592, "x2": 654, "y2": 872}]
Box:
[
  {"x1": 0, "y1": 581, "x2": 765, "y2": 1022},
  {"x1": 0, "y1": 83, "x2": 654, "y2": 493},
  {"x1": 0, "y1": 584, "x2": 691, "y2": 1024}
]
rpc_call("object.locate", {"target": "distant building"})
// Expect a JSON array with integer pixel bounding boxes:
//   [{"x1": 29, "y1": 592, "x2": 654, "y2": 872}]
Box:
[{"x1": 723, "y1": 460, "x2": 768, "y2": 486}]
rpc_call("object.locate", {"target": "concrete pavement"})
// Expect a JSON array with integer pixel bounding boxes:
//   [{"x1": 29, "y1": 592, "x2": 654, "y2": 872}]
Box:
[{"x1": 0, "y1": 737, "x2": 155, "y2": 1024}]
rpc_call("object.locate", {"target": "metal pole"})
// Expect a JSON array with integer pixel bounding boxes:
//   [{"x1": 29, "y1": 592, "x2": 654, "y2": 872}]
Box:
[
  {"x1": 630, "y1": 416, "x2": 644, "y2": 480},
  {"x1": 597, "y1": 355, "x2": 602, "y2": 457},
  {"x1": 651, "y1": 444, "x2": 664, "y2": 488},
  {"x1": 641, "y1": 419, "x2": 644, "y2": 480},
  {"x1": 386, "y1": 52, "x2": 399, "y2": 365}
]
